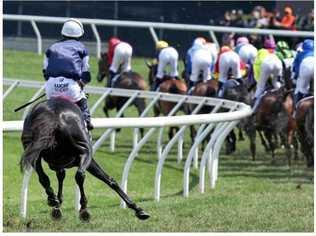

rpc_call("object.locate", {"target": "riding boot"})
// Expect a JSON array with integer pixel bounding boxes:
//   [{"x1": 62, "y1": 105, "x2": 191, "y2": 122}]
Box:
[
  {"x1": 217, "y1": 81, "x2": 225, "y2": 97},
  {"x1": 76, "y1": 98, "x2": 94, "y2": 131},
  {"x1": 252, "y1": 96, "x2": 261, "y2": 113},
  {"x1": 107, "y1": 70, "x2": 116, "y2": 88},
  {"x1": 235, "y1": 77, "x2": 243, "y2": 84},
  {"x1": 151, "y1": 78, "x2": 162, "y2": 91},
  {"x1": 187, "y1": 80, "x2": 196, "y2": 94}
]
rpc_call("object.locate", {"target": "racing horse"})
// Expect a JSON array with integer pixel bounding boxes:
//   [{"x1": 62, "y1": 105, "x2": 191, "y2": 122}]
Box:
[
  {"x1": 97, "y1": 52, "x2": 147, "y2": 135},
  {"x1": 181, "y1": 68, "x2": 219, "y2": 147},
  {"x1": 146, "y1": 61, "x2": 188, "y2": 140},
  {"x1": 222, "y1": 77, "x2": 254, "y2": 155},
  {"x1": 295, "y1": 96, "x2": 314, "y2": 167},
  {"x1": 20, "y1": 97, "x2": 150, "y2": 221},
  {"x1": 250, "y1": 86, "x2": 298, "y2": 164}
]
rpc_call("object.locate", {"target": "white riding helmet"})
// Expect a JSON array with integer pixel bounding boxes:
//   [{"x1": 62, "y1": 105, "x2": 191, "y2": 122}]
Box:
[
  {"x1": 193, "y1": 37, "x2": 206, "y2": 46},
  {"x1": 61, "y1": 18, "x2": 84, "y2": 38}
]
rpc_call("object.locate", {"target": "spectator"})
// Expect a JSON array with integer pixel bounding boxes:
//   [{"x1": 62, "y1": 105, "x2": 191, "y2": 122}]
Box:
[
  {"x1": 296, "y1": 8, "x2": 314, "y2": 31},
  {"x1": 273, "y1": 6, "x2": 296, "y2": 30}
]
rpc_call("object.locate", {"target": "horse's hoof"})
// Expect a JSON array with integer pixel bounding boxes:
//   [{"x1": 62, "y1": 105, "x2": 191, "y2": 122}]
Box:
[
  {"x1": 79, "y1": 209, "x2": 91, "y2": 222},
  {"x1": 135, "y1": 209, "x2": 150, "y2": 220},
  {"x1": 51, "y1": 207, "x2": 62, "y2": 220},
  {"x1": 47, "y1": 197, "x2": 59, "y2": 207}
]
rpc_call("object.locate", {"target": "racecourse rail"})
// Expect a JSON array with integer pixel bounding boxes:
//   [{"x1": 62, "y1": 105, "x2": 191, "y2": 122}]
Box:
[
  {"x1": 4, "y1": 78, "x2": 252, "y2": 217},
  {"x1": 4, "y1": 14, "x2": 314, "y2": 57}
]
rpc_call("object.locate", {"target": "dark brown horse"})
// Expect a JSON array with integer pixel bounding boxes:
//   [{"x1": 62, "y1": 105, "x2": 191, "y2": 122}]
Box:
[
  {"x1": 146, "y1": 61, "x2": 188, "y2": 140},
  {"x1": 20, "y1": 97, "x2": 150, "y2": 221},
  {"x1": 181, "y1": 69, "x2": 219, "y2": 146},
  {"x1": 97, "y1": 52, "x2": 147, "y2": 126},
  {"x1": 295, "y1": 96, "x2": 314, "y2": 167},
  {"x1": 250, "y1": 87, "x2": 298, "y2": 164}
]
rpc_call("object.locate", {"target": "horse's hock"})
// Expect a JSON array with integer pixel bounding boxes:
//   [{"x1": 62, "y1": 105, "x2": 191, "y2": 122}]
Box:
[{"x1": 3, "y1": 78, "x2": 252, "y2": 217}]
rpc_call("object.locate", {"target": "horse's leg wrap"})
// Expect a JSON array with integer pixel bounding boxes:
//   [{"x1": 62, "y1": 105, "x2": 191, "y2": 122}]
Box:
[
  {"x1": 35, "y1": 158, "x2": 59, "y2": 207},
  {"x1": 56, "y1": 169, "x2": 66, "y2": 204}
]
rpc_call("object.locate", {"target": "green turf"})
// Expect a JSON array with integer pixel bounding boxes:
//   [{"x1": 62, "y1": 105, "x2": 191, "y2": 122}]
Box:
[{"x1": 3, "y1": 49, "x2": 314, "y2": 232}]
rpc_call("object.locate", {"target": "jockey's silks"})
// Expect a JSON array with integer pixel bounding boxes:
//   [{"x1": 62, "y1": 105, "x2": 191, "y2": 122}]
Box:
[
  {"x1": 253, "y1": 48, "x2": 279, "y2": 81},
  {"x1": 45, "y1": 39, "x2": 89, "y2": 81}
]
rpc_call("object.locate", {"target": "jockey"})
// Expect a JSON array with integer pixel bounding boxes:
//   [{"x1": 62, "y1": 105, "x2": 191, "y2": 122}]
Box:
[
  {"x1": 252, "y1": 38, "x2": 283, "y2": 110},
  {"x1": 276, "y1": 40, "x2": 295, "y2": 70},
  {"x1": 235, "y1": 36, "x2": 258, "y2": 65},
  {"x1": 204, "y1": 42, "x2": 219, "y2": 68},
  {"x1": 151, "y1": 40, "x2": 179, "y2": 91},
  {"x1": 187, "y1": 44, "x2": 213, "y2": 91},
  {"x1": 293, "y1": 39, "x2": 314, "y2": 104},
  {"x1": 235, "y1": 36, "x2": 258, "y2": 88},
  {"x1": 43, "y1": 18, "x2": 93, "y2": 130},
  {"x1": 214, "y1": 46, "x2": 246, "y2": 97},
  {"x1": 107, "y1": 37, "x2": 133, "y2": 87},
  {"x1": 184, "y1": 37, "x2": 207, "y2": 79}
]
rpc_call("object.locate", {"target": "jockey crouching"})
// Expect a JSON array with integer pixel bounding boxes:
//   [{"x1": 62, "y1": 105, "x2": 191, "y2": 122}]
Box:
[
  {"x1": 107, "y1": 37, "x2": 133, "y2": 88},
  {"x1": 151, "y1": 41, "x2": 179, "y2": 91},
  {"x1": 235, "y1": 36, "x2": 258, "y2": 90},
  {"x1": 292, "y1": 39, "x2": 314, "y2": 105},
  {"x1": 276, "y1": 40, "x2": 295, "y2": 71},
  {"x1": 185, "y1": 38, "x2": 215, "y2": 93},
  {"x1": 214, "y1": 46, "x2": 245, "y2": 97},
  {"x1": 252, "y1": 38, "x2": 283, "y2": 112},
  {"x1": 43, "y1": 18, "x2": 94, "y2": 131}
]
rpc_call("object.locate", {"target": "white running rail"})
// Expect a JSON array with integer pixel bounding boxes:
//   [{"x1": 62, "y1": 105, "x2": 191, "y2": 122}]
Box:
[{"x1": 4, "y1": 78, "x2": 252, "y2": 218}]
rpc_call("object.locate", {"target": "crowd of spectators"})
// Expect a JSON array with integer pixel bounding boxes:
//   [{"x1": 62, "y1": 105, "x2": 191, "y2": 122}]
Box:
[
  {"x1": 218, "y1": 5, "x2": 314, "y2": 31},
  {"x1": 217, "y1": 5, "x2": 313, "y2": 49}
]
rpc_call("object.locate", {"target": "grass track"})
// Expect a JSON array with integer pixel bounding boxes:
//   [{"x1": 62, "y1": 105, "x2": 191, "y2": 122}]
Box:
[{"x1": 3, "y1": 49, "x2": 314, "y2": 232}]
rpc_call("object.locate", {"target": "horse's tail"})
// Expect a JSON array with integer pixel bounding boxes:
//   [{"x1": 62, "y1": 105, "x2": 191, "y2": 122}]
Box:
[{"x1": 20, "y1": 111, "x2": 59, "y2": 172}]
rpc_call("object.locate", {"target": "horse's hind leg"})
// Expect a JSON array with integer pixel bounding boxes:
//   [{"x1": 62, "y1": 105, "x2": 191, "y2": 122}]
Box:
[
  {"x1": 136, "y1": 98, "x2": 146, "y2": 138},
  {"x1": 75, "y1": 148, "x2": 92, "y2": 222},
  {"x1": 35, "y1": 158, "x2": 61, "y2": 219},
  {"x1": 87, "y1": 159, "x2": 150, "y2": 220},
  {"x1": 75, "y1": 169, "x2": 90, "y2": 222},
  {"x1": 238, "y1": 127, "x2": 245, "y2": 141},
  {"x1": 259, "y1": 131, "x2": 270, "y2": 152},
  {"x1": 56, "y1": 169, "x2": 65, "y2": 205},
  {"x1": 264, "y1": 131, "x2": 276, "y2": 163}
]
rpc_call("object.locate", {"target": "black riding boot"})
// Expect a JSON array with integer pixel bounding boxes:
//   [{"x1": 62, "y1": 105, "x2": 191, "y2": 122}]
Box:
[
  {"x1": 217, "y1": 81, "x2": 224, "y2": 97},
  {"x1": 107, "y1": 70, "x2": 116, "y2": 88},
  {"x1": 188, "y1": 80, "x2": 196, "y2": 94},
  {"x1": 76, "y1": 98, "x2": 94, "y2": 131},
  {"x1": 151, "y1": 78, "x2": 162, "y2": 91}
]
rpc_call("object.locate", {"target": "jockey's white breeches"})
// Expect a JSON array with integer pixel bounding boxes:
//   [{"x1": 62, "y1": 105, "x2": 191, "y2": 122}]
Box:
[
  {"x1": 45, "y1": 77, "x2": 85, "y2": 102},
  {"x1": 238, "y1": 44, "x2": 258, "y2": 65},
  {"x1": 110, "y1": 42, "x2": 133, "y2": 73},
  {"x1": 295, "y1": 56, "x2": 314, "y2": 95},
  {"x1": 219, "y1": 51, "x2": 242, "y2": 83},
  {"x1": 190, "y1": 48, "x2": 213, "y2": 82},
  {"x1": 254, "y1": 55, "x2": 283, "y2": 98},
  {"x1": 156, "y1": 47, "x2": 179, "y2": 79}
]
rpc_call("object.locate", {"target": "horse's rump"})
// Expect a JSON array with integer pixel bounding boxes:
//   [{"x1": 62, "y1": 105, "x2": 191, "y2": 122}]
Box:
[{"x1": 20, "y1": 97, "x2": 89, "y2": 171}]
